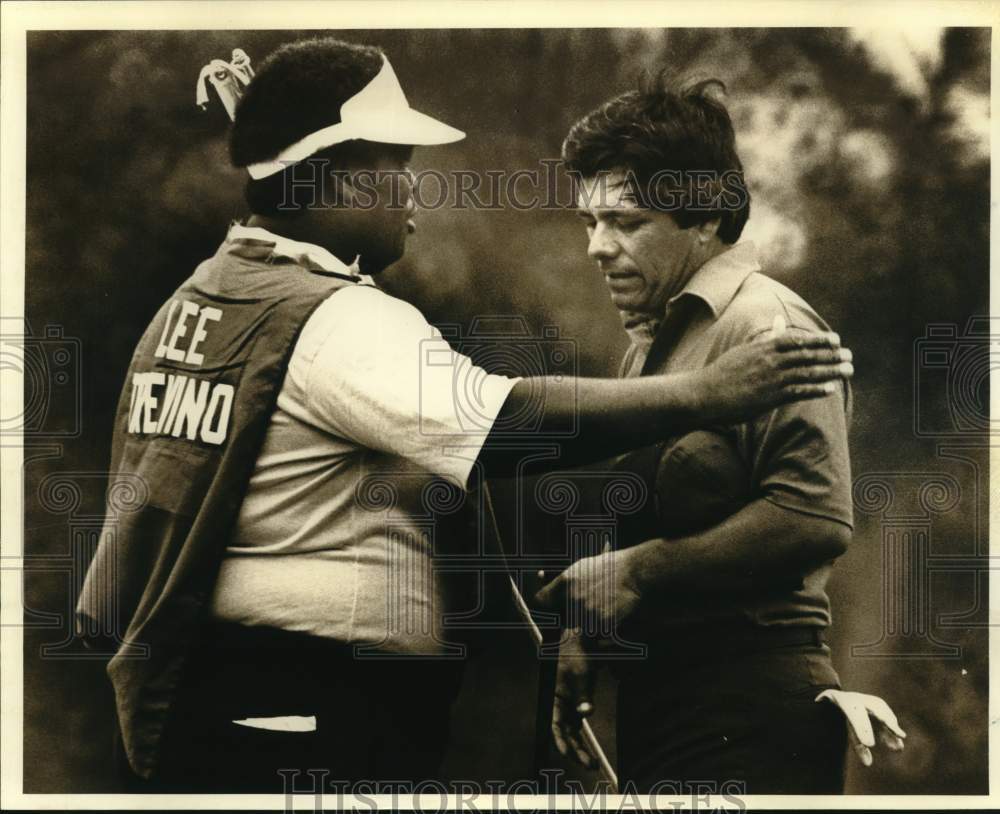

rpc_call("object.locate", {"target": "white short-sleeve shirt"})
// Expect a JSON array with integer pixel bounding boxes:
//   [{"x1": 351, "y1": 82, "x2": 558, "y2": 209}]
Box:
[{"x1": 209, "y1": 227, "x2": 519, "y2": 653}]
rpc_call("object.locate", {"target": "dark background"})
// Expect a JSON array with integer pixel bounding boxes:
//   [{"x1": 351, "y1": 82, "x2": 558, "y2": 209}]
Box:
[{"x1": 20, "y1": 28, "x2": 990, "y2": 795}]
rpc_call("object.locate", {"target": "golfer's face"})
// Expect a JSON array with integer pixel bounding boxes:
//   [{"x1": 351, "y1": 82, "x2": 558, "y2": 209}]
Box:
[{"x1": 577, "y1": 171, "x2": 699, "y2": 316}]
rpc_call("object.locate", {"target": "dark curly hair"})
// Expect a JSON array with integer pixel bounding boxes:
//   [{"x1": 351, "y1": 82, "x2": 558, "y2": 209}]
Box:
[
  {"x1": 229, "y1": 37, "x2": 387, "y2": 215},
  {"x1": 561, "y1": 75, "x2": 750, "y2": 244}
]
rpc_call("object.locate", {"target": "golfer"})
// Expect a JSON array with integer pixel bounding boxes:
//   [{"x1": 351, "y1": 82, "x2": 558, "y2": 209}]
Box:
[{"x1": 538, "y1": 74, "x2": 904, "y2": 793}]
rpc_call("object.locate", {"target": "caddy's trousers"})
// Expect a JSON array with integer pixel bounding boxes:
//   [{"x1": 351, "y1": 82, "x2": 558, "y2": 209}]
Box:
[{"x1": 116, "y1": 622, "x2": 465, "y2": 793}]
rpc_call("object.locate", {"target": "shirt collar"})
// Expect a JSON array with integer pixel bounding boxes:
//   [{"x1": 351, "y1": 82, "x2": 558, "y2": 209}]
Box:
[
  {"x1": 227, "y1": 223, "x2": 373, "y2": 284},
  {"x1": 668, "y1": 240, "x2": 761, "y2": 319}
]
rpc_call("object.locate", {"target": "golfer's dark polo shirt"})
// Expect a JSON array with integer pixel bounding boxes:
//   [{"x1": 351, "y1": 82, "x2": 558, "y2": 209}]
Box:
[{"x1": 620, "y1": 241, "x2": 852, "y2": 629}]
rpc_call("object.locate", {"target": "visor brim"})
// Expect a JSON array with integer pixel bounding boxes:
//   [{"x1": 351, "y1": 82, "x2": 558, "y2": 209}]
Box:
[{"x1": 354, "y1": 106, "x2": 466, "y2": 146}]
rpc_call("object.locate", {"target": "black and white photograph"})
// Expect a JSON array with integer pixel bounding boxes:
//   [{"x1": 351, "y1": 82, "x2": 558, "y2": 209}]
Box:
[{"x1": 1, "y1": 1, "x2": 995, "y2": 809}]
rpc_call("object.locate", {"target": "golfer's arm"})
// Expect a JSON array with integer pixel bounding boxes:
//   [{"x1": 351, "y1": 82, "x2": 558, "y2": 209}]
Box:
[
  {"x1": 476, "y1": 375, "x2": 706, "y2": 476},
  {"x1": 623, "y1": 499, "x2": 851, "y2": 597}
]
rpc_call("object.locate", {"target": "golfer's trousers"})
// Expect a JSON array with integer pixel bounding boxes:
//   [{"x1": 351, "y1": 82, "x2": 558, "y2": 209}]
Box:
[{"x1": 615, "y1": 627, "x2": 848, "y2": 795}]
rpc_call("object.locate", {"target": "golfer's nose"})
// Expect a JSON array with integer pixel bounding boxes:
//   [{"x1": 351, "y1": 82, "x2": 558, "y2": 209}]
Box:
[{"x1": 587, "y1": 222, "x2": 619, "y2": 262}]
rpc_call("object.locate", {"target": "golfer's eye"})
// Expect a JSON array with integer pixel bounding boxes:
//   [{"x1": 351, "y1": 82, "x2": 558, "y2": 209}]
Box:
[{"x1": 618, "y1": 218, "x2": 645, "y2": 232}]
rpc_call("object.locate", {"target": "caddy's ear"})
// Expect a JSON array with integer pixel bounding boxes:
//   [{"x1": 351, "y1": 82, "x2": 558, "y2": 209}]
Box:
[{"x1": 695, "y1": 216, "x2": 722, "y2": 243}]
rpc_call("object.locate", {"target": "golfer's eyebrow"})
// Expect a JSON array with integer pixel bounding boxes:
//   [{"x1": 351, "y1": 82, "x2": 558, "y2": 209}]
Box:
[
  {"x1": 576, "y1": 208, "x2": 640, "y2": 222},
  {"x1": 616, "y1": 188, "x2": 642, "y2": 206},
  {"x1": 576, "y1": 192, "x2": 642, "y2": 216}
]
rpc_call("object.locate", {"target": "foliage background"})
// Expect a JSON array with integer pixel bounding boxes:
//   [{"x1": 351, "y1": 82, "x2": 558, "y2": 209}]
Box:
[{"x1": 21, "y1": 28, "x2": 990, "y2": 794}]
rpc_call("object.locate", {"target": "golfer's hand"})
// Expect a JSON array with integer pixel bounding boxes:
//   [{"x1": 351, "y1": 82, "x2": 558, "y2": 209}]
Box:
[
  {"x1": 535, "y1": 550, "x2": 641, "y2": 642},
  {"x1": 816, "y1": 689, "x2": 906, "y2": 766},
  {"x1": 691, "y1": 317, "x2": 852, "y2": 425},
  {"x1": 552, "y1": 629, "x2": 597, "y2": 770}
]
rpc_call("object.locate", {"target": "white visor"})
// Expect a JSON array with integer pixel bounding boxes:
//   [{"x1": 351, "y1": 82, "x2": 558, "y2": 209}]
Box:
[{"x1": 247, "y1": 54, "x2": 465, "y2": 179}]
